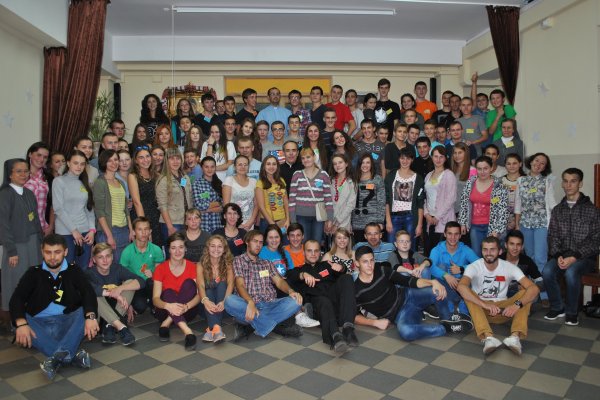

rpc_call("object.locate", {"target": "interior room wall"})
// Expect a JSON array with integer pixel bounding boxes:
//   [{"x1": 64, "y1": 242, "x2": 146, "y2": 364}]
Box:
[{"x1": 463, "y1": 0, "x2": 600, "y2": 199}]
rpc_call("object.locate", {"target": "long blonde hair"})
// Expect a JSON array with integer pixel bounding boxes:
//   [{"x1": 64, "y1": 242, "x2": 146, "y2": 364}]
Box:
[
  {"x1": 156, "y1": 147, "x2": 185, "y2": 200},
  {"x1": 327, "y1": 227, "x2": 353, "y2": 259},
  {"x1": 199, "y1": 234, "x2": 233, "y2": 283}
]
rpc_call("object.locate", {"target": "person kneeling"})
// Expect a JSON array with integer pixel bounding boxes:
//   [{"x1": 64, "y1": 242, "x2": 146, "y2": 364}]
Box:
[
  {"x1": 10, "y1": 234, "x2": 99, "y2": 380},
  {"x1": 86, "y1": 243, "x2": 144, "y2": 346},
  {"x1": 354, "y1": 246, "x2": 472, "y2": 342},
  {"x1": 287, "y1": 240, "x2": 358, "y2": 354},
  {"x1": 457, "y1": 236, "x2": 539, "y2": 356}
]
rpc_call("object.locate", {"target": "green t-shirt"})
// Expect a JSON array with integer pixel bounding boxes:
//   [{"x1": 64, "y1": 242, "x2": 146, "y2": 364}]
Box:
[
  {"x1": 486, "y1": 104, "x2": 517, "y2": 142},
  {"x1": 120, "y1": 242, "x2": 165, "y2": 279}
]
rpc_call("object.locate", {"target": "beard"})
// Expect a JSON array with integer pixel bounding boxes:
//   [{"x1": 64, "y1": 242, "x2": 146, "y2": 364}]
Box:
[
  {"x1": 483, "y1": 255, "x2": 498, "y2": 264},
  {"x1": 45, "y1": 259, "x2": 64, "y2": 270}
]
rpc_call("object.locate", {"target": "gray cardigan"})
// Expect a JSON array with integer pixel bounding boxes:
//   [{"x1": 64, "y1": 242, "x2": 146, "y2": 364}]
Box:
[
  {"x1": 93, "y1": 176, "x2": 129, "y2": 234},
  {"x1": 0, "y1": 186, "x2": 43, "y2": 257},
  {"x1": 53, "y1": 173, "x2": 95, "y2": 235}
]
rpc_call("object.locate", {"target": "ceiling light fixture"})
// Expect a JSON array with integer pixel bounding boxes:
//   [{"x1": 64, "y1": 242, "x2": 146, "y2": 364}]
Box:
[
  {"x1": 383, "y1": 0, "x2": 520, "y2": 6},
  {"x1": 172, "y1": 6, "x2": 396, "y2": 16}
]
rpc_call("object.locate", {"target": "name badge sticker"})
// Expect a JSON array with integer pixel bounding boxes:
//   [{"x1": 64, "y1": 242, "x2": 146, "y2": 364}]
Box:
[
  {"x1": 529, "y1": 188, "x2": 537, "y2": 194},
  {"x1": 180, "y1": 178, "x2": 187, "y2": 187},
  {"x1": 234, "y1": 238, "x2": 244, "y2": 246},
  {"x1": 366, "y1": 183, "x2": 375, "y2": 190},
  {"x1": 371, "y1": 152, "x2": 379, "y2": 160},
  {"x1": 314, "y1": 179, "x2": 323, "y2": 188},
  {"x1": 491, "y1": 196, "x2": 500, "y2": 204},
  {"x1": 319, "y1": 269, "x2": 330, "y2": 277},
  {"x1": 28, "y1": 212, "x2": 34, "y2": 221},
  {"x1": 505, "y1": 141, "x2": 514, "y2": 148},
  {"x1": 259, "y1": 269, "x2": 270, "y2": 278}
]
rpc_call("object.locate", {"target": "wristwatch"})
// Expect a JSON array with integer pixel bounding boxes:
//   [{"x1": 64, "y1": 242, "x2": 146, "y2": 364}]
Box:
[
  {"x1": 85, "y1": 313, "x2": 97, "y2": 320},
  {"x1": 514, "y1": 300, "x2": 523, "y2": 309}
]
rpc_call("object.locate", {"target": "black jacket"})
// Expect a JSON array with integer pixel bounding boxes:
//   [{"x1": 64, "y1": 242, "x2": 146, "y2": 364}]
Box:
[{"x1": 9, "y1": 263, "x2": 97, "y2": 324}]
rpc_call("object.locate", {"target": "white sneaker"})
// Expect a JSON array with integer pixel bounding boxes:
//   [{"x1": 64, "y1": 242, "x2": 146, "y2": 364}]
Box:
[
  {"x1": 482, "y1": 336, "x2": 502, "y2": 355},
  {"x1": 295, "y1": 312, "x2": 320, "y2": 328},
  {"x1": 503, "y1": 335, "x2": 522, "y2": 355}
]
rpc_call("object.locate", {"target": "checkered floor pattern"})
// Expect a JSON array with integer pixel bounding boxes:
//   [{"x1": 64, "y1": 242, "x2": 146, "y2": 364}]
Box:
[{"x1": 1, "y1": 305, "x2": 599, "y2": 400}]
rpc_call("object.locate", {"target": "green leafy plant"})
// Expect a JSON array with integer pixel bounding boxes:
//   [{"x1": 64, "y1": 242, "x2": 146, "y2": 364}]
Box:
[{"x1": 89, "y1": 91, "x2": 114, "y2": 141}]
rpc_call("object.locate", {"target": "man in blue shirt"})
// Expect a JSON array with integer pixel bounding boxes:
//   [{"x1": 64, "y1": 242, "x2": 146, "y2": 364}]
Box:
[
  {"x1": 256, "y1": 87, "x2": 292, "y2": 140},
  {"x1": 10, "y1": 234, "x2": 99, "y2": 380},
  {"x1": 354, "y1": 222, "x2": 396, "y2": 263},
  {"x1": 430, "y1": 222, "x2": 479, "y2": 315}
]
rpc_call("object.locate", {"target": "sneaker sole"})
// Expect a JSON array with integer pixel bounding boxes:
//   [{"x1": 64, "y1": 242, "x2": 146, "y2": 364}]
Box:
[
  {"x1": 506, "y1": 344, "x2": 522, "y2": 355},
  {"x1": 333, "y1": 341, "x2": 349, "y2": 354},
  {"x1": 483, "y1": 345, "x2": 500, "y2": 355},
  {"x1": 102, "y1": 339, "x2": 117, "y2": 344},
  {"x1": 565, "y1": 321, "x2": 579, "y2": 326},
  {"x1": 544, "y1": 313, "x2": 565, "y2": 320},
  {"x1": 213, "y1": 336, "x2": 226, "y2": 344},
  {"x1": 423, "y1": 312, "x2": 440, "y2": 319},
  {"x1": 121, "y1": 339, "x2": 136, "y2": 346}
]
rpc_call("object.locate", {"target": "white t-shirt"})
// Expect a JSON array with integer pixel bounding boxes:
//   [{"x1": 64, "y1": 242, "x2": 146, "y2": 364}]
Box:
[
  {"x1": 201, "y1": 141, "x2": 237, "y2": 182},
  {"x1": 464, "y1": 258, "x2": 525, "y2": 301},
  {"x1": 223, "y1": 176, "x2": 257, "y2": 225}
]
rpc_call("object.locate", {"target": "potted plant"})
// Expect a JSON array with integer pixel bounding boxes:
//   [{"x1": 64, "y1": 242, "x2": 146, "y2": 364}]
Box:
[{"x1": 89, "y1": 91, "x2": 115, "y2": 156}]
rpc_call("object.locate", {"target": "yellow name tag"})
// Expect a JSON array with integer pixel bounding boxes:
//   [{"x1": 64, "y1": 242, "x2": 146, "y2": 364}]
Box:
[
  {"x1": 529, "y1": 188, "x2": 537, "y2": 194},
  {"x1": 55, "y1": 289, "x2": 63, "y2": 302},
  {"x1": 466, "y1": 128, "x2": 475, "y2": 134},
  {"x1": 259, "y1": 270, "x2": 270, "y2": 278},
  {"x1": 505, "y1": 141, "x2": 514, "y2": 148},
  {"x1": 491, "y1": 197, "x2": 500, "y2": 204},
  {"x1": 28, "y1": 212, "x2": 34, "y2": 221},
  {"x1": 80, "y1": 186, "x2": 87, "y2": 193},
  {"x1": 386, "y1": 108, "x2": 392, "y2": 115}
]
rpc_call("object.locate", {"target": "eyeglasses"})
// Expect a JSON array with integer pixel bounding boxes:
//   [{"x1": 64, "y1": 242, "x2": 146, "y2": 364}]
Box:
[{"x1": 135, "y1": 145, "x2": 150, "y2": 151}]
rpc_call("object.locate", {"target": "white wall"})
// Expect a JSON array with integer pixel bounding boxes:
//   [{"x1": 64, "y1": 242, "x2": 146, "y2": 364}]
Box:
[{"x1": 463, "y1": 0, "x2": 600, "y2": 198}]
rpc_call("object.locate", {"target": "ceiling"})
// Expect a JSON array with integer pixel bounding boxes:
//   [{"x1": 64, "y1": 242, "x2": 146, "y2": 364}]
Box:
[{"x1": 106, "y1": 0, "x2": 524, "y2": 42}]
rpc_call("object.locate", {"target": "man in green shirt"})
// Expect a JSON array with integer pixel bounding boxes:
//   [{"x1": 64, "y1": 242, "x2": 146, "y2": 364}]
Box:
[
  {"x1": 119, "y1": 217, "x2": 165, "y2": 314},
  {"x1": 486, "y1": 89, "x2": 517, "y2": 142}
]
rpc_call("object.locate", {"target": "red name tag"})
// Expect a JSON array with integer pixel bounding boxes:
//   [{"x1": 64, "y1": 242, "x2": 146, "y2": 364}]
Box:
[
  {"x1": 319, "y1": 269, "x2": 330, "y2": 277},
  {"x1": 234, "y1": 238, "x2": 244, "y2": 246},
  {"x1": 495, "y1": 276, "x2": 506, "y2": 282},
  {"x1": 402, "y1": 262, "x2": 414, "y2": 270}
]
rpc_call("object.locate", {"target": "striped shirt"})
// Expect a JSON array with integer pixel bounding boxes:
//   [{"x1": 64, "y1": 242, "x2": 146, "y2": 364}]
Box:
[
  {"x1": 288, "y1": 170, "x2": 334, "y2": 221},
  {"x1": 108, "y1": 184, "x2": 127, "y2": 227}
]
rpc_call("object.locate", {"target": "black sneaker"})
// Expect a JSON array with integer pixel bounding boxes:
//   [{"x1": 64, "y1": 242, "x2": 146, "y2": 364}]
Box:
[
  {"x1": 441, "y1": 312, "x2": 473, "y2": 333},
  {"x1": 184, "y1": 334, "x2": 197, "y2": 351},
  {"x1": 273, "y1": 322, "x2": 303, "y2": 338},
  {"x1": 118, "y1": 327, "x2": 136, "y2": 346},
  {"x1": 544, "y1": 309, "x2": 565, "y2": 320},
  {"x1": 102, "y1": 325, "x2": 117, "y2": 344},
  {"x1": 423, "y1": 304, "x2": 440, "y2": 319},
  {"x1": 565, "y1": 315, "x2": 579, "y2": 326},
  {"x1": 331, "y1": 332, "x2": 349, "y2": 354},
  {"x1": 342, "y1": 326, "x2": 359, "y2": 347},
  {"x1": 72, "y1": 349, "x2": 91, "y2": 369},
  {"x1": 233, "y1": 322, "x2": 253, "y2": 342},
  {"x1": 39, "y1": 350, "x2": 68, "y2": 380},
  {"x1": 158, "y1": 326, "x2": 170, "y2": 342}
]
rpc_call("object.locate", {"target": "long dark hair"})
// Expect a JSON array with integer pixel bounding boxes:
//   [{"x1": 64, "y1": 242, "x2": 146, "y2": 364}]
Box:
[
  {"x1": 259, "y1": 155, "x2": 285, "y2": 190},
  {"x1": 209, "y1": 122, "x2": 229, "y2": 160},
  {"x1": 140, "y1": 94, "x2": 169, "y2": 124},
  {"x1": 264, "y1": 224, "x2": 288, "y2": 270},
  {"x1": 332, "y1": 130, "x2": 356, "y2": 160},
  {"x1": 1, "y1": 158, "x2": 27, "y2": 189},
  {"x1": 26, "y1": 141, "x2": 51, "y2": 181},
  {"x1": 200, "y1": 156, "x2": 223, "y2": 196},
  {"x1": 354, "y1": 153, "x2": 376, "y2": 182},
  {"x1": 64, "y1": 150, "x2": 94, "y2": 211},
  {"x1": 302, "y1": 123, "x2": 328, "y2": 171}
]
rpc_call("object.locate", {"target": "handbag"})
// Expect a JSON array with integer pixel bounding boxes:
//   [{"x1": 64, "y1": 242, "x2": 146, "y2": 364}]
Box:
[{"x1": 302, "y1": 170, "x2": 328, "y2": 222}]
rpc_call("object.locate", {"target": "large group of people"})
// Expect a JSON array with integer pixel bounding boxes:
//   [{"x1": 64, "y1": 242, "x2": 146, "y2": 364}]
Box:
[{"x1": 1, "y1": 76, "x2": 599, "y2": 382}]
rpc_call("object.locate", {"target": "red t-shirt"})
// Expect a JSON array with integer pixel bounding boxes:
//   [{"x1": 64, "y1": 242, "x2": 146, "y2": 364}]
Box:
[
  {"x1": 154, "y1": 260, "x2": 197, "y2": 293},
  {"x1": 470, "y1": 183, "x2": 493, "y2": 225},
  {"x1": 325, "y1": 102, "x2": 354, "y2": 130},
  {"x1": 415, "y1": 100, "x2": 438, "y2": 121}
]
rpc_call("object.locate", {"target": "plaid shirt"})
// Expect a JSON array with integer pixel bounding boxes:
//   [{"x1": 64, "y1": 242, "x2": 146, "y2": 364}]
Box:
[
  {"x1": 191, "y1": 176, "x2": 223, "y2": 233},
  {"x1": 292, "y1": 108, "x2": 312, "y2": 138},
  {"x1": 233, "y1": 253, "x2": 279, "y2": 303},
  {"x1": 24, "y1": 168, "x2": 48, "y2": 231}
]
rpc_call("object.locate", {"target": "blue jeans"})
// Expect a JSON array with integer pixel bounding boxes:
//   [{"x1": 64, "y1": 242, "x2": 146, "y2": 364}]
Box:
[
  {"x1": 201, "y1": 281, "x2": 227, "y2": 329},
  {"x1": 521, "y1": 226, "x2": 549, "y2": 300},
  {"x1": 469, "y1": 224, "x2": 488, "y2": 257},
  {"x1": 296, "y1": 215, "x2": 324, "y2": 244},
  {"x1": 388, "y1": 213, "x2": 414, "y2": 250},
  {"x1": 97, "y1": 226, "x2": 130, "y2": 265},
  {"x1": 543, "y1": 257, "x2": 595, "y2": 316},
  {"x1": 395, "y1": 287, "x2": 450, "y2": 341},
  {"x1": 26, "y1": 308, "x2": 85, "y2": 362},
  {"x1": 160, "y1": 223, "x2": 184, "y2": 259},
  {"x1": 224, "y1": 294, "x2": 300, "y2": 337},
  {"x1": 438, "y1": 279, "x2": 469, "y2": 315},
  {"x1": 63, "y1": 233, "x2": 92, "y2": 270}
]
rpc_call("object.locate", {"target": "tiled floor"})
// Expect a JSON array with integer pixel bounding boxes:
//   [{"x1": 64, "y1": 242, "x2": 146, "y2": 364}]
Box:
[{"x1": 1, "y1": 306, "x2": 599, "y2": 400}]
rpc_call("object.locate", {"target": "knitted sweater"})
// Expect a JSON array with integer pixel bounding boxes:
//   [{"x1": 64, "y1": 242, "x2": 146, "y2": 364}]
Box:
[
  {"x1": 288, "y1": 170, "x2": 334, "y2": 221},
  {"x1": 352, "y1": 175, "x2": 386, "y2": 230},
  {"x1": 52, "y1": 172, "x2": 95, "y2": 235}
]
